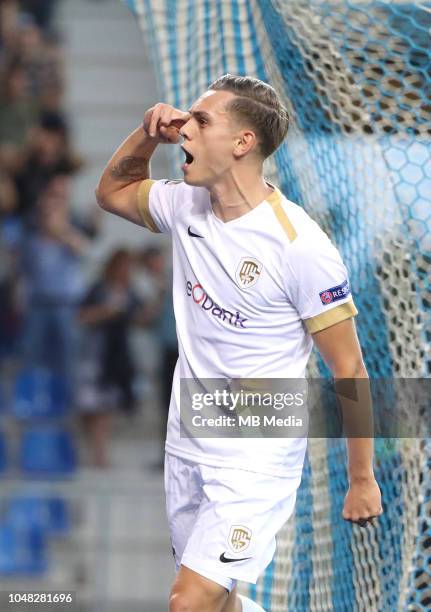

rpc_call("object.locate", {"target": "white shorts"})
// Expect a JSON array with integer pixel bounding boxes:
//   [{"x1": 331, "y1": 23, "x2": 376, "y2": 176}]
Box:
[{"x1": 164, "y1": 452, "x2": 301, "y2": 592}]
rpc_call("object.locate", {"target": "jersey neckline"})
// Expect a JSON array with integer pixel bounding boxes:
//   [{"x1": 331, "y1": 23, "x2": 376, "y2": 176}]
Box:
[{"x1": 209, "y1": 181, "x2": 280, "y2": 227}]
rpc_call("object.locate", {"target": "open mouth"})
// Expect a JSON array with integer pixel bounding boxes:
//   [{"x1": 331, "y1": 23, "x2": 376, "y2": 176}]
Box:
[{"x1": 181, "y1": 146, "x2": 194, "y2": 166}]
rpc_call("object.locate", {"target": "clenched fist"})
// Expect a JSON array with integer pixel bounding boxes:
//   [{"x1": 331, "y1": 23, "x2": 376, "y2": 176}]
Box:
[
  {"x1": 343, "y1": 476, "x2": 383, "y2": 527},
  {"x1": 143, "y1": 103, "x2": 190, "y2": 144}
]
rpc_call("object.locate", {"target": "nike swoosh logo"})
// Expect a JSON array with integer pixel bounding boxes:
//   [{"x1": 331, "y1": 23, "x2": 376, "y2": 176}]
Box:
[
  {"x1": 219, "y1": 552, "x2": 252, "y2": 563},
  {"x1": 188, "y1": 226, "x2": 204, "y2": 238}
]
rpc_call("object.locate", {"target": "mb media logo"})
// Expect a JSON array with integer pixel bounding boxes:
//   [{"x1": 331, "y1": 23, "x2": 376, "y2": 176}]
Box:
[
  {"x1": 186, "y1": 281, "x2": 248, "y2": 328},
  {"x1": 228, "y1": 525, "x2": 252, "y2": 553},
  {"x1": 236, "y1": 257, "x2": 262, "y2": 289}
]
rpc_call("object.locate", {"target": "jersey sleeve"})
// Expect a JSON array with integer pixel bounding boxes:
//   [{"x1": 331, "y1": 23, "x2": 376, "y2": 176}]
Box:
[
  {"x1": 284, "y1": 230, "x2": 358, "y2": 334},
  {"x1": 137, "y1": 179, "x2": 184, "y2": 233}
]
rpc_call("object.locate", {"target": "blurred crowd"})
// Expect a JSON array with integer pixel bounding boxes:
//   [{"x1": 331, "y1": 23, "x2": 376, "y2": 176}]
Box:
[{"x1": 0, "y1": 1, "x2": 177, "y2": 469}]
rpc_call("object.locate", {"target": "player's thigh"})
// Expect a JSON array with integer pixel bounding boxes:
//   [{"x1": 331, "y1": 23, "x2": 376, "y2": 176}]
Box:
[
  {"x1": 169, "y1": 565, "x2": 229, "y2": 612},
  {"x1": 222, "y1": 585, "x2": 239, "y2": 612},
  {"x1": 164, "y1": 452, "x2": 203, "y2": 568}
]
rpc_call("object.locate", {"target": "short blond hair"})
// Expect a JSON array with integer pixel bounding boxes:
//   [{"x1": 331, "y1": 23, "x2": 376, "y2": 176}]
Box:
[{"x1": 208, "y1": 73, "x2": 289, "y2": 158}]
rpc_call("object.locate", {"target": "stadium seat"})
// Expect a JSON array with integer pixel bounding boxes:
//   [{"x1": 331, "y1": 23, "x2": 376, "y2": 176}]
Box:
[
  {"x1": 0, "y1": 523, "x2": 47, "y2": 576},
  {"x1": 6, "y1": 495, "x2": 71, "y2": 536},
  {"x1": 19, "y1": 427, "x2": 77, "y2": 476},
  {"x1": 12, "y1": 367, "x2": 68, "y2": 420}
]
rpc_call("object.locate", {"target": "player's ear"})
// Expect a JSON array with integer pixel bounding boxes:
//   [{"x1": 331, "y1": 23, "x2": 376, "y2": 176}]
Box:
[{"x1": 233, "y1": 130, "x2": 256, "y2": 158}]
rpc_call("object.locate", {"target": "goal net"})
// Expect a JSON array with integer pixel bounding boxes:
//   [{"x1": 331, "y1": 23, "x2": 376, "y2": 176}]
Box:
[{"x1": 127, "y1": 0, "x2": 431, "y2": 609}]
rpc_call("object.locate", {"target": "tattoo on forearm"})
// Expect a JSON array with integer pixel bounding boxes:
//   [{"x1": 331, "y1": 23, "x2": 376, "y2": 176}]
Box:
[{"x1": 110, "y1": 156, "x2": 148, "y2": 181}]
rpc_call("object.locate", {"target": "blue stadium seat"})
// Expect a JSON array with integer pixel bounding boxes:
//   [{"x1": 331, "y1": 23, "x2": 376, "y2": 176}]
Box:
[
  {"x1": 0, "y1": 431, "x2": 6, "y2": 474},
  {"x1": 0, "y1": 523, "x2": 47, "y2": 576},
  {"x1": 13, "y1": 367, "x2": 68, "y2": 420},
  {"x1": 19, "y1": 427, "x2": 77, "y2": 476},
  {"x1": 6, "y1": 496, "x2": 71, "y2": 536},
  {"x1": 47, "y1": 497, "x2": 71, "y2": 534}
]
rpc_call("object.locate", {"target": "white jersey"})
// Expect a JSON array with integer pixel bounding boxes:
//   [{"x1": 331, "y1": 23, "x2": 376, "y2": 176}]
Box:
[{"x1": 138, "y1": 179, "x2": 357, "y2": 477}]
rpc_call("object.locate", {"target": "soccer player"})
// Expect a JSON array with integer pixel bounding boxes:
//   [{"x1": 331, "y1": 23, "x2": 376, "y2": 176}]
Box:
[{"x1": 96, "y1": 74, "x2": 382, "y2": 612}]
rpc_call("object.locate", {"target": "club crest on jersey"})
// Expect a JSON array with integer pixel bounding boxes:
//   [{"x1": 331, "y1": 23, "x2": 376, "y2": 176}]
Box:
[
  {"x1": 319, "y1": 279, "x2": 350, "y2": 305},
  {"x1": 236, "y1": 257, "x2": 263, "y2": 289},
  {"x1": 228, "y1": 525, "x2": 252, "y2": 553}
]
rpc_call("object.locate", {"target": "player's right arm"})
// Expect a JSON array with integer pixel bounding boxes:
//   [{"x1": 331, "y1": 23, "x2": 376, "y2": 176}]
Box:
[{"x1": 95, "y1": 103, "x2": 190, "y2": 226}]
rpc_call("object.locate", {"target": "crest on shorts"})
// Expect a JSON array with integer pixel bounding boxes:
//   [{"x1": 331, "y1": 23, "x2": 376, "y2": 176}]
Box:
[
  {"x1": 235, "y1": 257, "x2": 263, "y2": 289},
  {"x1": 228, "y1": 525, "x2": 252, "y2": 553}
]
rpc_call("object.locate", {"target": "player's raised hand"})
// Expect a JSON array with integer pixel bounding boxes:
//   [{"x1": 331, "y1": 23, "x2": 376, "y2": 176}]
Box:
[{"x1": 143, "y1": 103, "x2": 190, "y2": 144}]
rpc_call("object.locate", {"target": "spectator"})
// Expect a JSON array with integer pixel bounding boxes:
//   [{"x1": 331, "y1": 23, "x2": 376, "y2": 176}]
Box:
[
  {"x1": 0, "y1": 57, "x2": 39, "y2": 170},
  {"x1": 0, "y1": 2, "x2": 84, "y2": 372},
  {"x1": 34, "y1": 31, "x2": 64, "y2": 112},
  {"x1": 132, "y1": 246, "x2": 177, "y2": 465},
  {"x1": 17, "y1": 14, "x2": 64, "y2": 107},
  {"x1": 140, "y1": 248, "x2": 177, "y2": 414},
  {"x1": 0, "y1": 192, "x2": 20, "y2": 360},
  {"x1": 14, "y1": 110, "x2": 82, "y2": 220},
  {"x1": 133, "y1": 246, "x2": 166, "y2": 302},
  {"x1": 19, "y1": 173, "x2": 91, "y2": 405},
  {"x1": 77, "y1": 249, "x2": 144, "y2": 468},
  {"x1": 0, "y1": 171, "x2": 20, "y2": 359},
  {"x1": 0, "y1": 1, "x2": 20, "y2": 55},
  {"x1": 15, "y1": 11, "x2": 43, "y2": 68},
  {"x1": 20, "y1": 0, "x2": 60, "y2": 35},
  {"x1": 155, "y1": 270, "x2": 177, "y2": 460},
  {"x1": 0, "y1": 170, "x2": 17, "y2": 215},
  {"x1": 0, "y1": 270, "x2": 20, "y2": 360}
]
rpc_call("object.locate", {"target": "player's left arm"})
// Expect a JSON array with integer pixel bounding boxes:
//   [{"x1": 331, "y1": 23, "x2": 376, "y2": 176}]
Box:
[{"x1": 312, "y1": 318, "x2": 383, "y2": 525}]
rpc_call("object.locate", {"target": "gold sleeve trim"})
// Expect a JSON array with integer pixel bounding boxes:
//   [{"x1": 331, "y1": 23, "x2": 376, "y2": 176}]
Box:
[
  {"x1": 305, "y1": 300, "x2": 358, "y2": 334},
  {"x1": 137, "y1": 179, "x2": 160, "y2": 233},
  {"x1": 266, "y1": 187, "x2": 297, "y2": 242}
]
